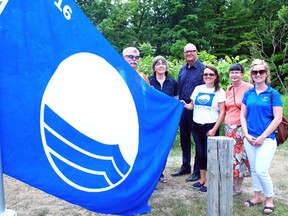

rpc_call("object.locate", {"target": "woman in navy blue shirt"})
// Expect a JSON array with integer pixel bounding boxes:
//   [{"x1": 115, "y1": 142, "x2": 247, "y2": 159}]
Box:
[
  {"x1": 149, "y1": 56, "x2": 178, "y2": 98},
  {"x1": 149, "y1": 55, "x2": 178, "y2": 183}
]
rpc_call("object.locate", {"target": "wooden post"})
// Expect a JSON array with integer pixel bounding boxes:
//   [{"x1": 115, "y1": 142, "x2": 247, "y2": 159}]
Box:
[{"x1": 207, "y1": 136, "x2": 233, "y2": 216}]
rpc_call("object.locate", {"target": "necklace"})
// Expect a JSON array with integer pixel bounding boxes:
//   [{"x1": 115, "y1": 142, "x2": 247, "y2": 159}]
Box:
[{"x1": 232, "y1": 82, "x2": 243, "y2": 110}]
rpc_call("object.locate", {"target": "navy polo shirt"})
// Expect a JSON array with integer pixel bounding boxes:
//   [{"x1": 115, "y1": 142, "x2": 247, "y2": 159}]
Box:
[{"x1": 148, "y1": 76, "x2": 178, "y2": 97}]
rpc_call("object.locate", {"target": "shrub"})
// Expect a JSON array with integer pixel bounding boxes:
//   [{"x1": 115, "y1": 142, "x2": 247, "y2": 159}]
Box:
[{"x1": 138, "y1": 52, "x2": 249, "y2": 90}]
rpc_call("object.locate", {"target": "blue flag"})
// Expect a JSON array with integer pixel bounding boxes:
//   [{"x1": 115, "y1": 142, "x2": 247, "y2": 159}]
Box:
[{"x1": 0, "y1": 1, "x2": 183, "y2": 215}]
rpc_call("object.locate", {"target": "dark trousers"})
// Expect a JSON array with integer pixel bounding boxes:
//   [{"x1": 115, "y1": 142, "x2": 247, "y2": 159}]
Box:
[
  {"x1": 179, "y1": 109, "x2": 200, "y2": 175},
  {"x1": 193, "y1": 122, "x2": 219, "y2": 170}
]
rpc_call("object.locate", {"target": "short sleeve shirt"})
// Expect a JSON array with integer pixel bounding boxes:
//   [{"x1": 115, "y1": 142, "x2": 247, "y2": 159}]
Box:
[
  {"x1": 242, "y1": 85, "x2": 283, "y2": 139},
  {"x1": 191, "y1": 84, "x2": 226, "y2": 124},
  {"x1": 148, "y1": 76, "x2": 178, "y2": 97}
]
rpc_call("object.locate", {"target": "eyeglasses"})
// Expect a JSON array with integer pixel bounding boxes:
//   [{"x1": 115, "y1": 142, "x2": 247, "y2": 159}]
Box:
[
  {"x1": 251, "y1": 70, "x2": 266, "y2": 75},
  {"x1": 125, "y1": 55, "x2": 140, "y2": 60},
  {"x1": 184, "y1": 50, "x2": 197, "y2": 54},
  {"x1": 229, "y1": 71, "x2": 242, "y2": 75},
  {"x1": 203, "y1": 73, "x2": 216, "y2": 77},
  {"x1": 155, "y1": 61, "x2": 167, "y2": 66}
]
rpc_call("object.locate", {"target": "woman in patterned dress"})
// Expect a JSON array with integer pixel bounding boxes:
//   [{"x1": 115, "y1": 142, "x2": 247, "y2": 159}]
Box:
[{"x1": 224, "y1": 63, "x2": 253, "y2": 196}]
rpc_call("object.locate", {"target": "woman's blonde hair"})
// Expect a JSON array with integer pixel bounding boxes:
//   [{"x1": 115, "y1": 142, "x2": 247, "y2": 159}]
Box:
[{"x1": 249, "y1": 59, "x2": 271, "y2": 84}]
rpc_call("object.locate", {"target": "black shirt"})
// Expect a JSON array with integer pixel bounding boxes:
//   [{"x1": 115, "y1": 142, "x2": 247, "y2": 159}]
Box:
[
  {"x1": 178, "y1": 60, "x2": 205, "y2": 103},
  {"x1": 148, "y1": 76, "x2": 178, "y2": 97}
]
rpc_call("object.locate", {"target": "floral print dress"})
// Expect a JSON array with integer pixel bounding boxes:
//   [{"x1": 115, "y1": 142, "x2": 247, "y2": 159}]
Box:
[
  {"x1": 224, "y1": 124, "x2": 250, "y2": 177},
  {"x1": 224, "y1": 82, "x2": 253, "y2": 178}
]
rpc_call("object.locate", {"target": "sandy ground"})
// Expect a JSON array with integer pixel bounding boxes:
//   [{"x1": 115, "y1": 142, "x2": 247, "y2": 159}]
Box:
[{"x1": 2, "y1": 146, "x2": 288, "y2": 216}]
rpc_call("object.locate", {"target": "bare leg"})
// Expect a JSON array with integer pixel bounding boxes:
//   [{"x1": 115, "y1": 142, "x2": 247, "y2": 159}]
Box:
[
  {"x1": 201, "y1": 170, "x2": 207, "y2": 186},
  {"x1": 199, "y1": 169, "x2": 206, "y2": 185},
  {"x1": 263, "y1": 197, "x2": 274, "y2": 214},
  {"x1": 234, "y1": 177, "x2": 244, "y2": 193}
]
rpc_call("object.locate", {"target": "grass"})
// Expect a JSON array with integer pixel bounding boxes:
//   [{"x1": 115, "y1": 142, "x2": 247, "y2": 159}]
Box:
[
  {"x1": 37, "y1": 209, "x2": 49, "y2": 216},
  {"x1": 147, "y1": 140, "x2": 288, "y2": 216},
  {"x1": 4, "y1": 140, "x2": 288, "y2": 216}
]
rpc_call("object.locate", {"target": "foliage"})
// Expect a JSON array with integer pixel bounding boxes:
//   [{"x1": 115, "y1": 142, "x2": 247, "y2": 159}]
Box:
[
  {"x1": 138, "y1": 55, "x2": 154, "y2": 77},
  {"x1": 75, "y1": 0, "x2": 288, "y2": 94},
  {"x1": 138, "y1": 55, "x2": 182, "y2": 79},
  {"x1": 169, "y1": 39, "x2": 188, "y2": 60},
  {"x1": 198, "y1": 50, "x2": 218, "y2": 65},
  {"x1": 138, "y1": 52, "x2": 249, "y2": 90},
  {"x1": 282, "y1": 95, "x2": 288, "y2": 117},
  {"x1": 249, "y1": 5, "x2": 288, "y2": 94},
  {"x1": 139, "y1": 42, "x2": 155, "y2": 57},
  {"x1": 166, "y1": 59, "x2": 183, "y2": 79}
]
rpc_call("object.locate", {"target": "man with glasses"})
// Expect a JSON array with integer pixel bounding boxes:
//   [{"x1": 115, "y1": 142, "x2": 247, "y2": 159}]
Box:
[
  {"x1": 122, "y1": 47, "x2": 150, "y2": 84},
  {"x1": 171, "y1": 43, "x2": 205, "y2": 182}
]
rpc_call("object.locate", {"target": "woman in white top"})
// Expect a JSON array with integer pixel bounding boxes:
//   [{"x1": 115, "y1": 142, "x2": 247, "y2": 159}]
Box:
[{"x1": 183, "y1": 65, "x2": 226, "y2": 193}]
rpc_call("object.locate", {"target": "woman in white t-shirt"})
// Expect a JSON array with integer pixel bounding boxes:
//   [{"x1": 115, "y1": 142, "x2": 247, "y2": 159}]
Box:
[{"x1": 183, "y1": 65, "x2": 226, "y2": 193}]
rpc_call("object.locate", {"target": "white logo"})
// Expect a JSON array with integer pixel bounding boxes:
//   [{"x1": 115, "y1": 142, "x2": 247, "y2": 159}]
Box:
[
  {"x1": 0, "y1": 0, "x2": 9, "y2": 15},
  {"x1": 262, "y1": 96, "x2": 270, "y2": 102},
  {"x1": 40, "y1": 52, "x2": 139, "y2": 192},
  {"x1": 197, "y1": 94, "x2": 211, "y2": 104}
]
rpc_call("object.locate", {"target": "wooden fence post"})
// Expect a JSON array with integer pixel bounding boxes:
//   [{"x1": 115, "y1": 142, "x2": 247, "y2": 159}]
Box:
[{"x1": 207, "y1": 136, "x2": 234, "y2": 216}]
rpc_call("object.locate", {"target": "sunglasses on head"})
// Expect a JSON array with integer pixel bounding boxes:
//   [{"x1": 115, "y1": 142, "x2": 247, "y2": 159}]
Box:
[
  {"x1": 203, "y1": 73, "x2": 216, "y2": 77},
  {"x1": 251, "y1": 70, "x2": 266, "y2": 75},
  {"x1": 125, "y1": 55, "x2": 140, "y2": 60}
]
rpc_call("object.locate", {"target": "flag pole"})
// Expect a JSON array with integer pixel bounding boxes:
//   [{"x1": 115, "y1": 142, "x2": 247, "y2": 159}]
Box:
[{"x1": 0, "y1": 146, "x2": 17, "y2": 216}]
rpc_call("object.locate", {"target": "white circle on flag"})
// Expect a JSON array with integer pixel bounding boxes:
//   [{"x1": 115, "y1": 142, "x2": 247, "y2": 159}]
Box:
[{"x1": 40, "y1": 52, "x2": 139, "y2": 192}]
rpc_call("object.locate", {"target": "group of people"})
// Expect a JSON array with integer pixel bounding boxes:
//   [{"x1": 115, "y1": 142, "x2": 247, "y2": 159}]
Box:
[{"x1": 122, "y1": 44, "x2": 283, "y2": 215}]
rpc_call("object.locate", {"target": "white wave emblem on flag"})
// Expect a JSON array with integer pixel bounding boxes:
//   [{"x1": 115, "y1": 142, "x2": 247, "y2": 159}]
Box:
[
  {"x1": 0, "y1": 0, "x2": 9, "y2": 15},
  {"x1": 40, "y1": 52, "x2": 139, "y2": 192}
]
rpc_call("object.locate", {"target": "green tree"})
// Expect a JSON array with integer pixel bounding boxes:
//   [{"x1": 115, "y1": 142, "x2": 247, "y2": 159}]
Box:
[
  {"x1": 75, "y1": 0, "x2": 288, "y2": 93},
  {"x1": 97, "y1": 1, "x2": 137, "y2": 52},
  {"x1": 251, "y1": 6, "x2": 288, "y2": 94},
  {"x1": 216, "y1": 0, "x2": 255, "y2": 57},
  {"x1": 75, "y1": 0, "x2": 112, "y2": 25},
  {"x1": 169, "y1": 39, "x2": 188, "y2": 60},
  {"x1": 139, "y1": 42, "x2": 155, "y2": 57}
]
